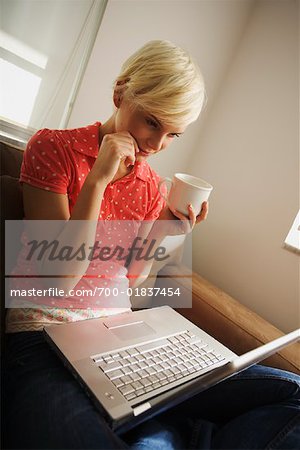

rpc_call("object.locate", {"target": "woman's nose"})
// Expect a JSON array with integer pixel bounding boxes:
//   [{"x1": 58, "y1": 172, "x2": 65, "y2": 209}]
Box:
[{"x1": 147, "y1": 134, "x2": 165, "y2": 152}]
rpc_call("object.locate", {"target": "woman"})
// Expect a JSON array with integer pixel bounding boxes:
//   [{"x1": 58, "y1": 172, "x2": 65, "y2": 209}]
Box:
[{"x1": 4, "y1": 40, "x2": 300, "y2": 449}]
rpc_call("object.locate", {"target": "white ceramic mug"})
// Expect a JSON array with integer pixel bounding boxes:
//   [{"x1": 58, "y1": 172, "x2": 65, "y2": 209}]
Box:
[{"x1": 158, "y1": 173, "x2": 213, "y2": 216}]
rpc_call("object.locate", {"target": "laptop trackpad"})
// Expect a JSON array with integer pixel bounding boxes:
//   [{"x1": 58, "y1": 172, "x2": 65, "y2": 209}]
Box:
[{"x1": 103, "y1": 318, "x2": 155, "y2": 341}]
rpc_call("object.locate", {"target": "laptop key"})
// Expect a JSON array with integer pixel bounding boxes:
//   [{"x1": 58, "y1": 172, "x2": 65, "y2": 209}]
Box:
[
  {"x1": 175, "y1": 374, "x2": 183, "y2": 380},
  {"x1": 103, "y1": 355, "x2": 113, "y2": 363},
  {"x1": 138, "y1": 369, "x2": 149, "y2": 379},
  {"x1": 156, "y1": 347, "x2": 166, "y2": 355},
  {"x1": 122, "y1": 366, "x2": 133, "y2": 375},
  {"x1": 170, "y1": 366, "x2": 180, "y2": 375},
  {"x1": 148, "y1": 374, "x2": 159, "y2": 384},
  {"x1": 130, "y1": 372, "x2": 141, "y2": 382},
  {"x1": 140, "y1": 378, "x2": 152, "y2": 387},
  {"x1": 145, "y1": 386, "x2": 154, "y2": 393},
  {"x1": 131, "y1": 381, "x2": 143, "y2": 390},
  {"x1": 102, "y1": 361, "x2": 123, "y2": 372},
  {"x1": 125, "y1": 392, "x2": 136, "y2": 401},
  {"x1": 92, "y1": 355, "x2": 104, "y2": 363},
  {"x1": 119, "y1": 385, "x2": 134, "y2": 396},
  {"x1": 146, "y1": 366, "x2": 157, "y2": 376},
  {"x1": 168, "y1": 359, "x2": 178, "y2": 368},
  {"x1": 164, "y1": 369, "x2": 173, "y2": 378},
  {"x1": 120, "y1": 375, "x2": 132, "y2": 385},
  {"x1": 97, "y1": 360, "x2": 108, "y2": 369},
  {"x1": 112, "y1": 378, "x2": 124, "y2": 388},
  {"x1": 137, "y1": 361, "x2": 148, "y2": 370},
  {"x1": 135, "y1": 388, "x2": 145, "y2": 396},
  {"x1": 156, "y1": 372, "x2": 167, "y2": 381},
  {"x1": 106, "y1": 369, "x2": 123, "y2": 380},
  {"x1": 127, "y1": 356, "x2": 138, "y2": 365},
  {"x1": 125, "y1": 392, "x2": 137, "y2": 401},
  {"x1": 184, "y1": 361, "x2": 193, "y2": 369},
  {"x1": 167, "y1": 336, "x2": 179, "y2": 344},
  {"x1": 126, "y1": 348, "x2": 139, "y2": 357},
  {"x1": 138, "y1": 339, "x2": 169, "y2": 354},
  {"x1": 195, "y1": 342, "x2": 208, "y2": 350},
  {"x1": 186, "y1": 337, "x2": 201, "y2": 345},
  {"x1": 161, "y1": 362, "x2": 170, "y2": 370}
]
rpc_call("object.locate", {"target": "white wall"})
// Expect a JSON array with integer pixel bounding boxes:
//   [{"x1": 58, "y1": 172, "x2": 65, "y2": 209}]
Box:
[
  {"x1": 69, "y1": 0, "x2": 299, "y2": 332},
  {"x1": 69, "y1": 0, "x2": 254, "y2": 176},
  {"x1": 189, "y1": 0, "x2": 299, "y2": 332}
]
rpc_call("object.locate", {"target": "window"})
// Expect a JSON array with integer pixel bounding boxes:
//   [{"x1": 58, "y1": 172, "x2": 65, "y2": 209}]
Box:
[{"x1": 0, "y1": 0, "x2": 107, "y2": 140}]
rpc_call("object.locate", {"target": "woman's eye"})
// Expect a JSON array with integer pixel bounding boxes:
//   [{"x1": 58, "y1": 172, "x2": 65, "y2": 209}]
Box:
[
  {"x1": 145, "y1": 117, "x2": 181, "y2": 138},
  {"x1": 146, "y1": 118, "x2": 158, "y2": 128}
]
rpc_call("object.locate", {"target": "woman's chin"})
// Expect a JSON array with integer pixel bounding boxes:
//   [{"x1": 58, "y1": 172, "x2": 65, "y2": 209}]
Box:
[{"x1": 136, "y1": 152, "x2": 150, "y2": 161}]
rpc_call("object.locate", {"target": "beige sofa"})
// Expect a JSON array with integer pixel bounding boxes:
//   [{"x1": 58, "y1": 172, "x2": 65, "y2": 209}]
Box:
[{"x1": 1, "y1": 140, "x2": 299, "y2": 374}]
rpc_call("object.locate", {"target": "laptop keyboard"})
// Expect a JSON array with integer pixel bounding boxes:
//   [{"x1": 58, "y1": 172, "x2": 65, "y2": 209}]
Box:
[{"x1": 92, "y1": 331, "x2": 226, "y2": 401}]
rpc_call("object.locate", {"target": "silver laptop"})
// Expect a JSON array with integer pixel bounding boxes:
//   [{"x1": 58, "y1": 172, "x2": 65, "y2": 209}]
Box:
[{"x1": 43, "y1": 305, "x2": 300, "y2": 433}]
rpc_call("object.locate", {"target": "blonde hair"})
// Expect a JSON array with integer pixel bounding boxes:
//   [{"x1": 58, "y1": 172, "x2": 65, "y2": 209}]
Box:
[{"x1": 115, "y1": 40, "x2": 206, "y2": 126}]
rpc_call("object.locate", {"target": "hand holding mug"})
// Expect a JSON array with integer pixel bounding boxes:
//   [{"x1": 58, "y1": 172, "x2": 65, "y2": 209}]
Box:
[
  {"x1": 158, "y1": 173, "x2": 212, "y2": 216},
  {"x1": 157, "y1": 173, "x2": 212, "y2": 235},
  {"x1": 157, "y1": 200, "x2": 209, "y2": 236}
]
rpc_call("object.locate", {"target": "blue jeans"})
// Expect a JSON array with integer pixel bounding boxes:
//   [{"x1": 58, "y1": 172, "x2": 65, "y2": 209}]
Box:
[{"x1": 3, "y1": 331, "x2": 300, "y2": 449}]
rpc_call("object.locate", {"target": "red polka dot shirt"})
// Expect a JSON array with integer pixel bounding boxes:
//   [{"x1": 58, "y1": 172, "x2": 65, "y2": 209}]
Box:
[
  {"x1": 6, "y1": 123, "x2": 167, "y2": 332},
  {"x1": 20, "y1": 122, "x2": 166, "y2": 220}
]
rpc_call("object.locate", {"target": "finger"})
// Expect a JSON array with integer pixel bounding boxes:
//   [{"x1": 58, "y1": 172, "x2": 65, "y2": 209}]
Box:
[
  {"x1": 126, "y1": 143, "x2": 137, "y2": 166},
  {"x1": 196, "y1": 201, "x2": 209, "y2": 223},
  {"x1": 172, "y1": 209, "x2": 192, "y2": 234},
  {"x1": 118, "y1": 149, "x2": 134, "y2": 167},
  {"x1": 115, "y1": 135, "x2": 136, "y2": 166},
  {"x1": 130, "y1": 134, "x2": 140, "y2": 156},
  {"x1": 188, "y1": 204, "x2": 197, "y2": 228},
  {"x1": 119, "y1": 133, "x2": 139, "y2": 166}
]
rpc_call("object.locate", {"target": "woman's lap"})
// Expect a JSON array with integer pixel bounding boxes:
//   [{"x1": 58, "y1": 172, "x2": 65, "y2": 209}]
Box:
[
  {"x1": 3, "y1": 331, "x2": 127, "y2": 449},
  {"x1": 3, "y1": 331, "x2": 300, "y2": 449},
  {"x1": 124, "y1": 365, "x2": 300, "y2": 449}
]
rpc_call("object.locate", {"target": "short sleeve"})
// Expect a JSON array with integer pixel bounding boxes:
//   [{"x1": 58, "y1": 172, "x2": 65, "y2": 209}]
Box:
[
  {"x1": 144, "y1": 179, "x2": 167, "y2": 221},
  {"x1": 20, "y1": 129, "x2": 70, "y2": 194}
]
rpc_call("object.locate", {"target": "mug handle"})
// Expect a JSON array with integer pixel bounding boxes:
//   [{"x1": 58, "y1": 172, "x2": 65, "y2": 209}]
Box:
[{"x1": 158, "y1": 177, "x2": 172, "y2": 203}]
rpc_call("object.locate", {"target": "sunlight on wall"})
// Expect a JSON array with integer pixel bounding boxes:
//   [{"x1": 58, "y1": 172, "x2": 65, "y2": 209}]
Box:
[
  {"x1": 0, "y1": 30, "x2": 47, "y2": 69},
  {"x1": 0, "y1": 58, "x2": 41, "y2": 126}
]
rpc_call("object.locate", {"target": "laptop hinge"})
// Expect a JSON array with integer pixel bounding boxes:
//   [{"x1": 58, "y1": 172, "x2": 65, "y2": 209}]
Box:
[{"x1": 133, "y1": 402, "x2": 151, "y2": 416}]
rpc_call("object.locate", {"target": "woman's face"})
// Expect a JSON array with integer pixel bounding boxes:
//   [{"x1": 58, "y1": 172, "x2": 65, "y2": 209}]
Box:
[{"x1": 114, "y1": 100, "x2": 186, "y2": 161}]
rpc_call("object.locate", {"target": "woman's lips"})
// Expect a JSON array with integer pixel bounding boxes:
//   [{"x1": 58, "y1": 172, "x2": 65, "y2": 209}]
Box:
[{"x1": 138, "y1": 148, "x2": 152, "y2": 156}]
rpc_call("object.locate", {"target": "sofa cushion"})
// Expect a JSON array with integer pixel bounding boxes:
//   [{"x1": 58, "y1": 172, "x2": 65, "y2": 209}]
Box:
[
  {"x1": 1, "y1": 175, "x2": 24, "y2": 220},
  {"x1": 1, "y1": 143, "x2": 24, "y2": 352},
  {"x1": 0, "y1": 141, "x2": 24, "y2": 178}
]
